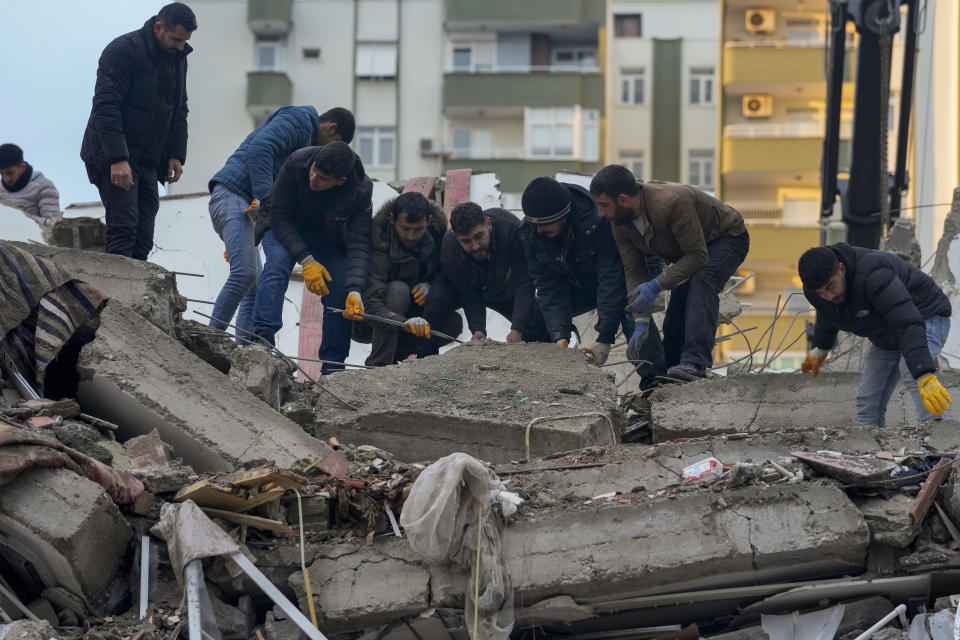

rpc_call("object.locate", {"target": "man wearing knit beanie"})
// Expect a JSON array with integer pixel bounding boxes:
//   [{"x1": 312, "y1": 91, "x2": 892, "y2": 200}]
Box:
[{"x1": 517, "y1": 176, "x2": 634, "y2": 368}]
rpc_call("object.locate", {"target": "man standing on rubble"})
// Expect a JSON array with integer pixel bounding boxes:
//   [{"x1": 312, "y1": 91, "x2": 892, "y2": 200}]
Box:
[
  {"x1": 798, "y1": 244, "x2": 952, "y2": 426},
  {"x1": 81, "y1": 3, "x2": 196, "y2": 260},
  {"x1": 425, "y1": 202, "x2": 548, "y2": 344},
  {"x1": 353, "y1": 192, "x2": 462, "y2": 366},
  {"x1": 206, "y1": 106, "x2": 355, "y2": 343},
  {"x1": 589, "y1": 164, "x2": 749, "y2": 382},
  {"x1": 251, "y1": 142, "x2": 372, "y2": 373},
  {"x1": 517, "y1": 176, "x2": 628, "y2": 367}
]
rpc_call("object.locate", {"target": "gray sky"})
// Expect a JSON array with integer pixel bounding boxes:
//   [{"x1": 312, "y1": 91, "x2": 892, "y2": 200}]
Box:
[{"x1": 0, "y1": 1, "x2": 171, "y2": 207}]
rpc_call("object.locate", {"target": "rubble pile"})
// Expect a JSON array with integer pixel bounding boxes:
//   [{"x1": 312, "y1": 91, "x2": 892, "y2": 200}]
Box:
[{"x1": 3, "y1": 232, "x2": 960, "y2": 640}]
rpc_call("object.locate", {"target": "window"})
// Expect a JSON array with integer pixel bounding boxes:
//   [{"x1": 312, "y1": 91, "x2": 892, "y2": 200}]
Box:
[
  {"x1": 614, "y1": 14, "x2": 642, "y2": 37},
  {"x1": 688, "y1": 150, "x2": 714, "y2": 189},
  {"x1": 689, "y1": 67, "x2": 714, "y2": 105},
  {"x1": 356, "y1": 127, "x2": 396, "y2": 168},
  {"x1": 524, "y1": 107, "x2": 598, "y2": 159},
  {"x1": 620, "y1": 152, "x2": 644, "y2": 180},
  {"x1": 785, "y1": 18, "x2": 823, "y2": 45},
  {"x1": 620, "y1": 68, "x2": 645, "y2": 105},
  {"x1": 450, "y1": 129, "x2": 492, "y2": 159},
  {"x1": 254, "y1": 40, "x2": 285, "y2": 71},
  {"x1": 552, "y1": 47, "x2": 598, "y2": 70},
  {"x1": 449, "y1": 41, "x2": 494, "y2": 72},
  {"x1": 302, "y1": 48, "x2": 321, "y2": 60},
  {"x1": 453, "y1": 47, "x2": 472, "y2": 71},
  {"x1": 355, "y1": 43, "x2": 397, "y2": 78}
]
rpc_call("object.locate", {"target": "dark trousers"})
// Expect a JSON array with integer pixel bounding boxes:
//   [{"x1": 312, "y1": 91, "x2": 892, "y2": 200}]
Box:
[
  {"x1": 89, "y1": 162, "x2": 160, "y2": 260},
  {"x1": 423, "y1": 276, "x2": 551, "y2": 343},
  {"x1": 352, "y1": 281, "x2": 463, "y2": 366},
  {"x1": 663, "y1": 231, "x2": 750, "y2": 370}
]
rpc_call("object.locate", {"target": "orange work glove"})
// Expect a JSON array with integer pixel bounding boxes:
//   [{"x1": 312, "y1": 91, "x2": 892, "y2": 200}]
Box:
[
  {"x1": 302, "y1": 259, "x2": 332, "y2": 297},
  {"x1": 343, "y1": 291, "x2": 364, "y2": 320},
  {"x1": 800, "y1": 347, "x2": 829, "y2": 377}
]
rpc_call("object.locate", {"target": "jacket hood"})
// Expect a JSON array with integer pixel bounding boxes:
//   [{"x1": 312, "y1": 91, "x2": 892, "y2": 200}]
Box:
[
  {"x1": 140, "y1": 16, "x2": 193, "y2": 57},
  {"x1": 371, "y1": 196, "x2": 447, "y2": 252}
]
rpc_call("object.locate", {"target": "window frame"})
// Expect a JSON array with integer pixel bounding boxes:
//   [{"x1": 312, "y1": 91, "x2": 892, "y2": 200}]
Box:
[
  {"x1": 688, "y1": 149, "x2": 715, "y2": 189},
  {"x1": 620, "y1": 151, "x2": 645, "y2": 180},
  {"x1": 688, "y1": 67, "x2": 715, "y2": 106},
  {"x1": 355, "y1": 127, "x2": 397, "y2": 168},
  {"x1": 614, "y1": 13, "x2": 643, "y2": 37},
  {"x1": 620, "y1": 68, "x2": 646, "y2": 105},
  {"x1": 254, "y1": 40, "x2": 286, "y2": 72}
]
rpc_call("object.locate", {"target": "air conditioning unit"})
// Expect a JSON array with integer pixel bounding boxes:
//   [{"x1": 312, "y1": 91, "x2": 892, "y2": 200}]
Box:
[
  {"x1": 742, "y1": 94, "x2": 773, "y2": 118},
  {"x1": 420, "y1": 138, "x2": 435, "y2": 153},
  {"x1": 745, "y1": 9, "x2": 776, "y2": 35}
]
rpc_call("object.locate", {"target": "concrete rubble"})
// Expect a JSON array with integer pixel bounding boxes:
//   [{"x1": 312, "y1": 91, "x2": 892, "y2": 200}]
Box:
[{"x1": 4, "y1": 188, "x2": 960, "y2": 640}]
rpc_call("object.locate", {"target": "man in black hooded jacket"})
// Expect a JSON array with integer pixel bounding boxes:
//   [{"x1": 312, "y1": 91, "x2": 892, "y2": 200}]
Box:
[
  {"x1": 81, "y1": 3, "x2": 196, "y2": 260},
  {"x1": 798, "y1": 243, "x2": 952, "y2": 426}
]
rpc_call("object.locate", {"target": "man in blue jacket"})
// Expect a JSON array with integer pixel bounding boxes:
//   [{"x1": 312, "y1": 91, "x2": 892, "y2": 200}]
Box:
[
  {"x1": 206, "y1": 106, "x2": 354, "y2": 342},
  {"x1": 517, "y1": 177, "x2": 630, "y2": 366}
]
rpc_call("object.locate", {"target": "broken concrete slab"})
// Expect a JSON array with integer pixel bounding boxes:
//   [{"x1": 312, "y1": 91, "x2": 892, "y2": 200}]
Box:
[
  {"x1": 313, "y1": 341, "x2": 621, "y2": 463},
  {"x1": 289, "y1": 483, "x2": 868, "y2": 632},
  {"x1": 11, "y1": 242, "x2": 186, "y2": 336},
  {"x1": 76, "y1": 301, "x2": 332, "y2": 472},
  {"x1": 854, "y1": 494, "x2": 921, "y2": 547},
  {"x1": 792, "y1": 451, "x2": 899, "y2": 485},
  {"x1": 0, "y1": 619, "x2": 59, "y2": 640},
  {"x1": 41, "y1": 216, "x2": 107, "y2": 252},
  {"x1": 0, "y1": 468, "x2": 132, "y2": 615},
  {"x1": 228, "y1": 346, "x2": 294, "y2": 408},
  {"x1": 650, "y1": 371, "x2": 960, "y2": 441}
]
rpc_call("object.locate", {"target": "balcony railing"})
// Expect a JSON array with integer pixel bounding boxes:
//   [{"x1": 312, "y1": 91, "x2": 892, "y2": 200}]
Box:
[
  {"x1": 447, "y1": 64, "x2": 600, "y2": 74},
  {"x1": 724, "y1": 33, "x2": 855, "y2": 49},
  {"x1": 724, "y1": 121, "x2": 852, "y2": 138},
  {"x1": 740, "y1": 207, "x2": 784, "y2": 224},
  {"x1": 445, "y1": 147, "x2": 525, "y2": 160}
]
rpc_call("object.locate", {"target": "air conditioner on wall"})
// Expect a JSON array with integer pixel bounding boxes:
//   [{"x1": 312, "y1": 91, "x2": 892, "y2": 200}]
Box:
[
  {"x1": 745, "y1": 9, "x2": 776, "y2": 35},
  {"x1": 742, "y1": 94, "x2": 773, "y2": 118}
]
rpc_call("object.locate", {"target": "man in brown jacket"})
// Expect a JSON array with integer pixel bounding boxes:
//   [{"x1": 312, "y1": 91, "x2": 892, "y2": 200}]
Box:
[{"x1": 590, "y1": 164, "x2": 749, "y2": 381}]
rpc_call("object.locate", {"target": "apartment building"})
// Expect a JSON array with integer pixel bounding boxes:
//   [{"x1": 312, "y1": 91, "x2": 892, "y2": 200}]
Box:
[
  {"x1": 605, "y1": 0, "x2": 718, "y2": 190},
  {"x1": 170, "y1": 0, "x2": 446, "y2": 194}
]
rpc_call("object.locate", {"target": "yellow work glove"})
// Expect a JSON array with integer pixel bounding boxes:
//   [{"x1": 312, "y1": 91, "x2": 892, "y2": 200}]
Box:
[
  {"x1": 918, "y1": 373, "x2": 952, "y2": 417},
  {"x1": 800, "y1": 347, "x2": 829, "y2": 378},
  {"x1": 343, "y1": 291, "x2": 364, "y2": 320},
  {"x1": 555, "y1": 339, "x2": 569, "y2": 348},
  {"x1": 302, "y1": 259, "x2": 332, "y2": 297},
  {"x1": 405, "y1": 317, "x2": 431, "y2": 338},
  {"x1": 244, "y1": 198, "x2": 259, "y2": 214},
  {"x1": 223, "y1": 250, "x2": 229, "y2": 263},
  {"x1": 411, "y1": 282, "x2": 430, "y2": 306}
]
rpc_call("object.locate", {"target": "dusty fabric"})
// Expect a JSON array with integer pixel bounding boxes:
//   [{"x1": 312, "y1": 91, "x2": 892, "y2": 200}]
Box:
[
  {"x1": 400, "y1": 453, "x2": 522, "y2": 640},
  {"x1": 151, "y1": 500, "x2": 241, "y2": 583},
  {"x1": 0, "y1": 420, "x2": 144, "y2": 504},
  {"x1": 0, "y1": 241, "x2": 107, "y2": 386}
]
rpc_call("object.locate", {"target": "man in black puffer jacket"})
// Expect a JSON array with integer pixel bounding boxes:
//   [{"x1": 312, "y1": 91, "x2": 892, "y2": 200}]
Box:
[
  {"x1": 81, "y1": 3, "x2": 195, "y2": 260},
  {"x1": 251, "y1": 142, "x2": 372, "y2": 373},
  {"x1": 798, "y1": 243, "x2": 952, "y2": 426}
]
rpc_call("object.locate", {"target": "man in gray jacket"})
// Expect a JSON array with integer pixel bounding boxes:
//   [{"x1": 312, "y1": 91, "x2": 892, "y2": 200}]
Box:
[{"x1": 0, "y1": 144, "x2": 60, "y2": 225}]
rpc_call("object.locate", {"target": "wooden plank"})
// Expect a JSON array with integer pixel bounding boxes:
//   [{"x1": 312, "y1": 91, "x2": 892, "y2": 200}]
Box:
[
  {"x1": 201, "y1": 508, "x2": 294, "y2": 534},
  {"x1": 238, "y1": 487, "x2": 286, "y2": 513},
  {"x1": 228, "y1": 466, "x2": 308, "y2": 491},
  {"x1": 402, "y1": 176, "x2": 436, "y2": 197},
  {"x1": 298, "y1": 288, "x2": 325, "y2": 381},
  {"x1": 175, "y1": 479, "x2": 249, "y2": 511},
  {"x1": 443, "y1": 169, "x2": 472, "y2": 216},
  {"x1": 910, "y1": 457, "x2": 953, "y2": 524}
]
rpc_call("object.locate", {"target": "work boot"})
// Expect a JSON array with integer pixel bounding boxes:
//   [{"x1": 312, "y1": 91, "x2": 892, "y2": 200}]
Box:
[{"x1": 665, "y1": 363, "x2": 706, "y2": 382}]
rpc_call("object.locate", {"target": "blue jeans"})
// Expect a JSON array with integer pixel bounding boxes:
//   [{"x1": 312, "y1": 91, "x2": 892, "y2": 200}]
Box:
[
  {"x1": 857, "y1": 315, "x2": 950, "y2": 426},
  {"x1": 253, "y1": 229, "x2": 351, "y2": 373},
  {"x1": 209, "y1": 185, "x2": 262, "y2": 344}
]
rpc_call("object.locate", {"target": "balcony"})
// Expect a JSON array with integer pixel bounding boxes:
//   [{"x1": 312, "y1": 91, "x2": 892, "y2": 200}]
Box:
[
  {"x1": 446, "y1": 0, "x2": 603, "y2": 26},
  {"x1": 442, "y1": 158, "x2": 603, "y2": 193},
  {"x1": 248, "y1": 0, "x2": 292, "y2": 37},
  {"x1": 723, "y1": 42, "x2": 853, "y2": 88},
  {"x1": 444, "y1": 71, "x2": 603, "y2": 112},
  {"x1": 246, "y1": 71, "x2": 292, "y2": 121},
  {"x1": 723, "y1": 121, "x2": 852, "y2": 139}
]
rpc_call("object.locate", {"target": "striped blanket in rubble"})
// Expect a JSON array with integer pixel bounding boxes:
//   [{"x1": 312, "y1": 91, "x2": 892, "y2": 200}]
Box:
[{"x1": 0, "y1": 240, "x2": 106, "y2": 392}]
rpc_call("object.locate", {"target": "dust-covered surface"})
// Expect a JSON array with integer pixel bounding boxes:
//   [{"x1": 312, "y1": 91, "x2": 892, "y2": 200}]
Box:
[{"x1": 312, "y1": 340, "x2": 623, "y2": 463}]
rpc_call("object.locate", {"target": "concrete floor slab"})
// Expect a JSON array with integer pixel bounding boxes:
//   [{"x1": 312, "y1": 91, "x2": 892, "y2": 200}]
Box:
[
  {"x1": 76, "y1": 301, "x2": 332, "y2": 472},
  {"x1": 312, "y1": 341, "x2": 622, "y2": 463}
]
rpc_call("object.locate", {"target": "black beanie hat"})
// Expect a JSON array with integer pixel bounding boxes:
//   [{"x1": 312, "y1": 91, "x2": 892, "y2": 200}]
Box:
[
  {"x1": 0, "y1": 144, "x2": 24, "y2": 169},
  {"x1": 522, "y1": 177, "x2": 572, "y2": 224},
  {"x1": 797, "y1": 246, "x2": 839, "y2": 290}
]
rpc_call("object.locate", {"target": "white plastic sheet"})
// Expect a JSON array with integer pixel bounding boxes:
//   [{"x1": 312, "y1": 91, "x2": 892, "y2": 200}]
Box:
[{"x1": 400, "y1": 453, "x2": 523, "y2": 640}]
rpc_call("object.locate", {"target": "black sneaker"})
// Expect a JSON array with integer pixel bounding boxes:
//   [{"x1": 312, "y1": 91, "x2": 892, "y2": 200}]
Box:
[{"x1": 665, "y1": 363, "x2": 706, "y2": 382}]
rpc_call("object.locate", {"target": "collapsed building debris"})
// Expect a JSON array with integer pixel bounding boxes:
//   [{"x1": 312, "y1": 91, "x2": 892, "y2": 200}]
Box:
[{"x1": 312, "y1": 340, "x2": 622, "y2": 463}]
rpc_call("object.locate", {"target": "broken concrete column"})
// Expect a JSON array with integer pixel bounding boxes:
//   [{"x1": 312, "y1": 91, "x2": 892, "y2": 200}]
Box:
[
  {"x1": 76, "y1": 301, "x2": 332, "y2": 472},
  {"x1": 931, "y1": 186, "x2": 960, "y2": 287},
  {"x1": 649, "y1": 371, "x2": 960, "y2": 441},
  {"x1": 880, "y1": 217, "x2": 922, "y2": 267},
  {"x1": 12, "y1": 242, "x2": 186, "y2": 336},
  {"x1": 228, "y1": 346, "x2": 294, "y2": 407},
  {"x1": 0, "y1": 468, "x2": 132, "y2": 615},
  {"x1": 289, "y1": 483, "x2": 868, "y2": 633},
  {"x1": 312, "y1": 341, "x2": 621, "y2": 463},
  {"x1": 40, "y1": 217, "x2": 107, "y2": 252}
]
